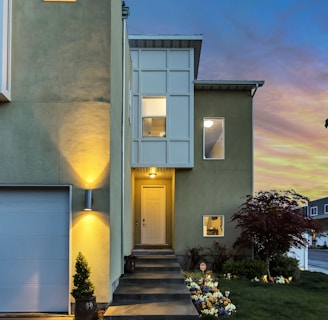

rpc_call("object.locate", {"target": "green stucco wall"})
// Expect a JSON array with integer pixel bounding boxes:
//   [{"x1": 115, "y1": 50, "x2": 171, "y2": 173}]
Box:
[
  {"x1": 0, "y1": 0, "x2": 118, "y2": 305},
  {"x1": 174, "y1": 90, "x2": 254, "y2": 256}
]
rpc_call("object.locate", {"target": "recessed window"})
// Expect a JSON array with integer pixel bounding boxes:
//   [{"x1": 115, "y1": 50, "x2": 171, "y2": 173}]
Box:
[
  {"x1": 310, "y1": 206, "x2": 318, "y2": 216},
  {"x1": 203, "y1": 117, "x2": 224, "y2": 159},
  {"x1": 142, "y1": 96, "x2": 166, "y2": 137},
  {"x1": 203, "y1": 215, "x2": 224, "y2": 237},
  {"x1": 324, "y1": 204, "x2": 328, "y2": 214}
]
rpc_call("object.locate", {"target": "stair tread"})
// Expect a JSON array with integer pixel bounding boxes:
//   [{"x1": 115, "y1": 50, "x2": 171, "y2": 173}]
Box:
[
  {"x1": 105, "y1": 301, "x2": 198, "y2": 317},
  {"x1": 122, "y1": 271, "x2": 183, "y2": 279},
  {"x1": 114, "y1": 283, "x2": 190, "y2": 294}
]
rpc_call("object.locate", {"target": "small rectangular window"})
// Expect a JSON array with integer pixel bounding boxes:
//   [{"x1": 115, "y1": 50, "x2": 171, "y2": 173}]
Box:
[
  {"x1": 142, "y1": 96, "x2": 166, "y2": 137},
  {"x1": 203, "y1": 117, "x2": 224, "y2": 159},
  {"x1": 310, "y1": 206, "x2": 318, "y2": 216},
  {"x1": 203, "y1": 215, "x2": 224, "y2": 237}
]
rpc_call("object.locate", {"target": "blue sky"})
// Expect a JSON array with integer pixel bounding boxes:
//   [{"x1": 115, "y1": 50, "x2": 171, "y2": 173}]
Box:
[{"x1": 126, "y1": 0, "x2": 328, "y2": 200}]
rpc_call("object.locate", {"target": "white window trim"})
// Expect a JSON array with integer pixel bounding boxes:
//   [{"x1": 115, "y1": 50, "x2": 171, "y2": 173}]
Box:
[
  {"x1": 310, "y1": 206, "x2": 318, "y2": 216},
  {"x1": 203, "y1": 117, "x2": 225, "y2": 160}
]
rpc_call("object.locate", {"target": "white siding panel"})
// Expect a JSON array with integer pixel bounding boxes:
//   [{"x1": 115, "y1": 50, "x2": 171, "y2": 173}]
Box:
[
  {"x1": 140, "y1": 50, "x2": 166, "y2": 69},
  {"x1": 141, "y1": 141, "x2": 166, "y2": 164},
  {"x1": 169, "y1": 71, "x2": 190, "y2": 94},
  {"x1": 168, "y1": 50, "x2": 190, "y2": 69},
  {"x1": 169, "y1": 96, "x2": 190, "y2": 138},
  {"x1": 169, "y1": 141, "x2": 190, "y2": 164},
  {"x1": 141, "y1": 71, "x2": 167, "y2": 93}
]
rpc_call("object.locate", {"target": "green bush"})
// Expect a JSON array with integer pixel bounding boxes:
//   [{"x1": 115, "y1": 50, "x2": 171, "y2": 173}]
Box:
[
  {"x1": 270, "y1": 254, "x2": 300, "y2": 280},
  {"x1": 223, "y1": 258, "x2": 267, "y2": 279}
]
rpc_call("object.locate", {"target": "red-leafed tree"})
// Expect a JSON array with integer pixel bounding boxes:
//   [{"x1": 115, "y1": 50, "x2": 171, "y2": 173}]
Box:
[{"x1": 232, "y1": 190, "x2": 319, "y2": 277}]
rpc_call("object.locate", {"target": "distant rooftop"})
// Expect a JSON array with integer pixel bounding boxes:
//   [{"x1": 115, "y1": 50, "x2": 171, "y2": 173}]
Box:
[{"x1": 129, "y1": 34, "x2": 203, "y2": 79}]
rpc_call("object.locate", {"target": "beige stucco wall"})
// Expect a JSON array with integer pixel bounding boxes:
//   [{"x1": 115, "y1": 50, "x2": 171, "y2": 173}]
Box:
[
  {"x1": 0, "y1": 0, "x2": 116, "y2": 305},
  {"x1": 174, "y1": 90, "x2": 254, "y2": 256}
]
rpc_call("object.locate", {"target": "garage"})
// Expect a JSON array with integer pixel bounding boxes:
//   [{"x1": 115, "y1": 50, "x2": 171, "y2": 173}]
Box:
[{"x1": 0, "y1": 186, "x2": 71, "y2": 312}]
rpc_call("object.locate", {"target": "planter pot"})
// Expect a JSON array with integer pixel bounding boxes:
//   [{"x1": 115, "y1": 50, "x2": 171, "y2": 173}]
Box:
[{"x1": 74, "y1": 297, "x2": 97, "y2": 320}]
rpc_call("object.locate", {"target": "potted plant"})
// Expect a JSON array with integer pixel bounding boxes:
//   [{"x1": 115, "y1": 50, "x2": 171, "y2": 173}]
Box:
[{"x1": 71, "y1": 252, "x2": 98, "y2": 320}]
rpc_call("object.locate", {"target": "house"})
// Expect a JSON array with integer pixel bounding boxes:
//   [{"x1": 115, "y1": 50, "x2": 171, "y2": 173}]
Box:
[
  {"x1": 0, "y1": 0, "x2": 264, "y2": 314},
  {"x1": 304, "y1": 197, "x2": 328, "y2": 247}
]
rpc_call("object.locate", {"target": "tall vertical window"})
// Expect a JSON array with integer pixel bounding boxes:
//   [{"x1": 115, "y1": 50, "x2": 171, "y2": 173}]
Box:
[
  {"x1": 324, "y1": 204, "x2": 328, "y2": 214},
  {"x1": 203, "y1": 117, "x2": 224, "y2": 159},
  {"x1": 142, "y1": 96, "x2": 166, "y2": 137}
]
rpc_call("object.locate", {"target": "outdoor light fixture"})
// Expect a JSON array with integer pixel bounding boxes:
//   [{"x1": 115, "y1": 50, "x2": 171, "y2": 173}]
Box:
[
  {"x1": 149, "y1": 172, "x2": 157, "y2": 179},
  {"x1": 84, "y1": 189, "x2": 93, "y2": 211},
  {"x1": 122, "y1": 1, "x2": 130, "y2": 18}
]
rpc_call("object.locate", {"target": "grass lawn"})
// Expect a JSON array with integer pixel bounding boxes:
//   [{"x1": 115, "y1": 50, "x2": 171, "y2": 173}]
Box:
[
  {"x1": 214, "y1": 271, "x2": 328, "y2": 319},
  {"x1": 184, "y1": 271, "x2": 328, "y2": 320}
]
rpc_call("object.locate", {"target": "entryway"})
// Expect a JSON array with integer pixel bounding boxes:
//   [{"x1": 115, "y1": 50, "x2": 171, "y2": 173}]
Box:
[{"x1": 132, "y1": 168, "x2": 174, "y2": 248}]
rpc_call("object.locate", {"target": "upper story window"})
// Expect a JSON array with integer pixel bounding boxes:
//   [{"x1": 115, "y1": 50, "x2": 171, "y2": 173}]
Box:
[
  {"x1": 310, "y1": 206, "x2": 318, "y2": 216},
  {"x1": 142, "y1": 96, "x2": 166, "y2": 137},
  {"x1": 324, "y1": 204, "x2": 328, "y2": 214},
  {"x1": 203, "y1": 117, "x2": 225, "y2": 160}
]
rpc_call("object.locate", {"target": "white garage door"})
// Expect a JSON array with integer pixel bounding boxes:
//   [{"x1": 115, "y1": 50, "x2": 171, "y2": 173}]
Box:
[{"x1": 0, "y1": 186, "x2": 70, "y2": 312}]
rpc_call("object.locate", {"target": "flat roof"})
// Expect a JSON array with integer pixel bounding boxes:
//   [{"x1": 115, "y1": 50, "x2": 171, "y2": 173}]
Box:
[
  {"x1": 194, "y1": 80, "x2": 265, "y2": 92},
  {"x1": 129, "y1": 34, "x2": 203, "y2": 79}
]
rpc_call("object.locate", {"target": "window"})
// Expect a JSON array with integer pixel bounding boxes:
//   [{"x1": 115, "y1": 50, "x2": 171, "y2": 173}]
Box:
[
  {"x1": 142, "y1": 96, "x2": 166, "y2": 137},
  {"x1": 310, "y1": 206, "x2": 318, "y2": 216},
  {"x1": 203, "y1": 117, "x2": 224, "y2": 159},
  {"x1": 203, "y1": 215, "x2": 224, "y2": 237},
  {"x1": 324, "y1": 204, "x2": 328, "y2": 214},
  {"x1": 0, "y1": 0, "x2": 11, "y2": 101}
]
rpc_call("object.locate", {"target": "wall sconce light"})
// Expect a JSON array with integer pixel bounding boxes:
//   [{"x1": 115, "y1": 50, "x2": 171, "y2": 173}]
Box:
[
  {"x1": 149, "y1": 172, "x2": 157, "y2": 179},
  {"x1": 84, "y1": 189, "x2": 93, "y2": 211}
]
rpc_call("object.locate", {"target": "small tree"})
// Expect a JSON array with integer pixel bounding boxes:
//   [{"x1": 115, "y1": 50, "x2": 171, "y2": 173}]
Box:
[
  {"x1": 231, "y1": 190, "x2": 318, "y2": 277},
  {"x1": 71, "y1": 252, "x2": 95, "y2": 299}
]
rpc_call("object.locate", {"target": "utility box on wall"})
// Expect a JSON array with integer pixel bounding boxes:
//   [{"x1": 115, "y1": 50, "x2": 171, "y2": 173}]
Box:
[{"x1": 130, "y1": 35, "x2": 202, "y2": 168}]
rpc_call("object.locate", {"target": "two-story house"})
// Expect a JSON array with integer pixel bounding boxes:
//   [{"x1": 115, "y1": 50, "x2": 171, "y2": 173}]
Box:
[
  {"x1": 0, "y1": 0, "x2": 264, "y2": 314},
  {"x1": 304, "y1": 197, "x2": 328, "y2": 246}
]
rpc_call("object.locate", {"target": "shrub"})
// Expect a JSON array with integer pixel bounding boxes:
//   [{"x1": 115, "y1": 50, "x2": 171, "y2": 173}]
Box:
[
  {"x1": 270, "y1": 254, "x2": 300, "y2": 280},
  {"x1": 223, "y1": 258, "x2": 267, "y2": 279},
  {"x1": 210, "y1": 241, "x2": 231, "y2": 273}
]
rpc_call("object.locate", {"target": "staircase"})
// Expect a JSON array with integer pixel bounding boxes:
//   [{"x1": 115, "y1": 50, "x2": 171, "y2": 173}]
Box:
[{"x1": 104, "y1": 247, "x2": 198, "y2": 320}]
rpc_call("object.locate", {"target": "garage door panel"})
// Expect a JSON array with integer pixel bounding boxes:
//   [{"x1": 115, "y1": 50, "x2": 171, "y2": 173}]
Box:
[
  {"x1": 0, "y1": 211, "x2": 69, "y2": 236},
  {"x1": 0, "y1": 259, "x2": 69, "y2": 285},
  {"x1": 0, "y1": 187, "x2": 70, "y2": 312},
  {"x1": 1, "y1": 236, "x2": 69, "y2": 259},
  {"x1": 0, "y1": 284, "x2": 68, "y2": 312}
]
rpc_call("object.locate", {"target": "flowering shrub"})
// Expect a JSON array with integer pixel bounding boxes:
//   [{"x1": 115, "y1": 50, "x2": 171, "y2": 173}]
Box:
[{"x1": 185, "y1": 271, "x2": 236, "y2": 317}]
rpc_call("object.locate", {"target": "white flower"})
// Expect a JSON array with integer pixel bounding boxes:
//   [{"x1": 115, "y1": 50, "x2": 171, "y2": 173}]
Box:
[{"x1": 225, "y1": 302, "x2": 236, "y2": 313}]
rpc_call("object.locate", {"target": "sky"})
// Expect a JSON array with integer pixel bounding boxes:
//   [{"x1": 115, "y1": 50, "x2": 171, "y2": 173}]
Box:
[{"x1": 126, "y1": 0, "x2": 328, "y2": 200}]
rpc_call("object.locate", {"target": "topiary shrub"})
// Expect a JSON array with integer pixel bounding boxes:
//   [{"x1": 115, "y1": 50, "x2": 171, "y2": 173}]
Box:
[
  {"x1": 71, "y1": 252, "x2": 95, "y2": 299},
  {"x1": 270, "y1": 254, "x2": 300, "y2": 280}
]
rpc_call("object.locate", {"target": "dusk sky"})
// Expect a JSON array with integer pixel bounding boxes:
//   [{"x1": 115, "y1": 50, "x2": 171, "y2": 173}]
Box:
[{"x1": 126, "y1": 0, "x2": 328, "y2": 200}]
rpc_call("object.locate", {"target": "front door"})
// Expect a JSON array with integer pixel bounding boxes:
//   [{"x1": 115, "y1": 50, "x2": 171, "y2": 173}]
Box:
[{"x1": 141, "y1": 185, "x2": 166, "y2": 244}]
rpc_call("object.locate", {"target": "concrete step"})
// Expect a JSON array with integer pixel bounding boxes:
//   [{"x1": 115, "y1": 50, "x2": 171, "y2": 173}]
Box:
[
  {"x1": 104, "y1": 301, "x2": 199, "y2": 320},
  {"x1": 106, "y1": 250, "x2": 198, "y2": 320},
  {"x1": 135, "y1": 261, "x2": 181, "y2": 272},
  {"x1": 119, "y1": 271, "x2": 185, "y2": 285},
  {"x1": 112, "y1": 283, "x2": 191, "y2": 302}
]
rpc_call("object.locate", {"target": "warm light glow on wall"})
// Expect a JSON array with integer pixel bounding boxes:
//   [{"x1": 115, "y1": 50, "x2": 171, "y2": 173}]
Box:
[{"x1": 59, "y1": 105, "x2": 110, "y2": 188}]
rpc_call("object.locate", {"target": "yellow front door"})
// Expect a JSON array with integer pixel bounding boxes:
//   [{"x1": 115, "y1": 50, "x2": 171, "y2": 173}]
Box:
[{"x1": 141, "y1": 185, "x2": 166, "y2": 244}]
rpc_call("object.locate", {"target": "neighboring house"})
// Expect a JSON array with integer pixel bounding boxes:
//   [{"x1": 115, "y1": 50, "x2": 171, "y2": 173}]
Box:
[
  {"x1": 304, "y1": 197, "x2": 328, "y2": 246},
  {"x1": 0, "y1": 0, "x2": 264, "y2": 314}
]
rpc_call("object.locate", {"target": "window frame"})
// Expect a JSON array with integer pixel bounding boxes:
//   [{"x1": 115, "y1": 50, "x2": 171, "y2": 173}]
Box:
[
  {"x1": 310, "y1": 206, "x2": 318, "y2": 216},
  {"x1": 203, "y1": 215, "x2": 224, "y2": 237},
  {"x1": 203, "y1": 117, "x2": 225, "y2": 160},
  {"x1": 141, "y1": 96, "x2": 167, "y2": 138},
  {"x1": 324, "y1": 204, "x2": 328, "y2": 214}
]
